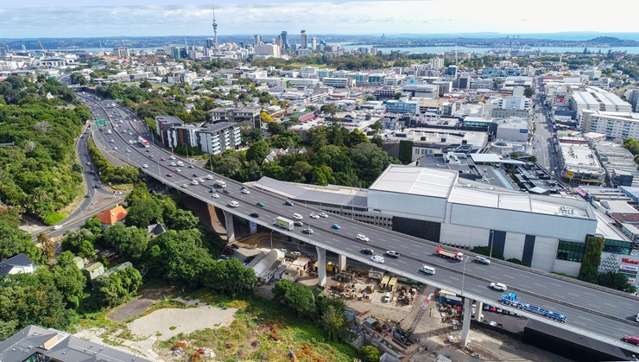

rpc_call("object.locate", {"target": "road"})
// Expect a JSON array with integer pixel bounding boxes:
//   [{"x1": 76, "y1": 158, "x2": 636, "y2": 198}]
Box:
[{"x1": 78, "y1": 91, "x2": 639, "y2": 356}]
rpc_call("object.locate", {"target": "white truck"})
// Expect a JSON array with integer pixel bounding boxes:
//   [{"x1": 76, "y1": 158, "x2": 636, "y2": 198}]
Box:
[{"x1": 274, "y1": 216, "x2": 294, "y2": 231}]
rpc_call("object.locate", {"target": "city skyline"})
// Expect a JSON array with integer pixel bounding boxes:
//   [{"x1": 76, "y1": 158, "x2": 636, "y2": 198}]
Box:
[{"x1": 3, "y1": 0, "x2": 639, "y2": 38}]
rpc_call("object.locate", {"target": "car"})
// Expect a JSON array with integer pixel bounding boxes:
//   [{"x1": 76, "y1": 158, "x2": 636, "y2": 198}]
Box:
[
  {"x1": 192, "y1": 173, "x2": 198, "y2": 177},
  {"x1": 636, "y1": 312, "x2": 639, "y2": 323},
  {"x1": 294, "y1": 221, "x2": 304, "y2": 227},
  {"x1": 489, "y1": 282, "x2": 507, "y2": 292},
  {"x1": 176, "y1": 168, "x2": 182, "y2": 173},
  {"x1": 113, "y1": 146, "x2": 118, "y2": 150},
  {"x1": 474, "y1": 255, "x2": 491, "y2": 265},
  {"x1": 310, "y1": 213, "x2": 320, "y2": 219},
  {"x1": 284, "y1": 200, "x2": 294, "y2": 206},
  {"x1": 622, "y1": 335, "x2": 639, "y2": 346},
  {"x1": 292, "y1": 213, "x2": 303, "y2": 220},
  {"x1": 169, "y1": 156, "x2": 176, "y2": 160},
  {"x1": 385, "y1": 250, "x2": 400, "y2": 258},
  {"x1": 170, "y1": 162, "x2": 177, "y2": 167},
  {"x1": 319, "y1": 212, "x2": 328, "y2": 218},
  {"x1": 356, "y1": 233, "x2": 370, "y2": 242},
  {"x1": 360, "y1": 248, "x2": 374, "y2": 255},
  {"x1": 302, "y1": 228, "x2": 314, "y2": 234},
  {"x1": 53, "y1": 225, "x2": 62, "y2": 231},
  {"x1": 228, "y1": 200, "x2": 240, "y2": 208},
  {"x1": 145, "y1": 149, "x2": 150, "y2": 153},
  {"x1": 206, "y1": 175, "x2": 214, "y2": 180},
  {"x1": 161, "y1": 158, "x2": 166, "y2": 161},
  {"x1": 331, "y1": 223, "x2": 341, "y2": 230},
  {"x1": 211, "y1": 193, "x2": 220, "y2": 199},
  {"x1": 256, "y1": 201, "x2": 266, "y2": 208},
  {"x1": 85, "y1": 161, "x2": 91, "y2": 166},
  {"x1": 126, "y1": 149, "x2": 131, "y2": 153},
  {"x1": 182, "y1": 184, "x2": 189, "y2": 188},
  {"x1": 370, "y1": 255, "x2": 385, "y2": 264},
  {"x1": 419, "y1": 265, "x2": 436, "y2": 275},
  {"x1": 249, "y1": 212, "x2": 259, "y2": 218},
  {"x1": 142, "y1": 163, "x2": 149, "y2": 168},
  {"x1": 166, "y1": 173, "x2": 173, "y2": 178},
  {"x1": 109, "y1": 139, "x2": 115, "y2": 143},
  {"x1": 241, "y1": 188, "x2": 250, "y2": 194},
  {"x1": 188, "y1": 164, "x2": 194, "y2": 168},
  {"x1": 191, "y1": 180, "x2": 199, "y2": 185}
]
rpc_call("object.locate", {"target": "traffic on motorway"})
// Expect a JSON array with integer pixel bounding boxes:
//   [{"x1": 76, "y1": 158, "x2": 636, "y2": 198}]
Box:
[{"x1": 78, "y1": 91, "x2": 639, "y2": 353}]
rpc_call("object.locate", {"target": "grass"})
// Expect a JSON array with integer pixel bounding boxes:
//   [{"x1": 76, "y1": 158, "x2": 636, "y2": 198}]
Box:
[
  {"x1": 159, "y1": 292, "x2": 357, "y2": 362},
  {"x1": 42, "y1": 211, "x2": 68, "y2": 225}
]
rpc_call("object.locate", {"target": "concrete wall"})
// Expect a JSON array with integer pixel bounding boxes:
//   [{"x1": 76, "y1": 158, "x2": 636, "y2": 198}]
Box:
[
  {"x1": 368, "y1": 190, "x2": 447, "y2": 222},
  {"x1": 440, "y1": 223, "x2": 490, "y2": 248},
  {"x1": 531, "y1": 236, "x2": 559, "y2": 271},
  {"x1": 503, "y1": 232, "x2": 526, "y2": 261},
  {"x1": 552, "y1": 259, "x2": 581, "y2": 276}
]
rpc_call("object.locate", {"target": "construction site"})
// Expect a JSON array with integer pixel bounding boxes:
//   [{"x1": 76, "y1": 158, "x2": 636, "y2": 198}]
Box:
[{"x1": 231, "y1": 232, "x2": 571, "y2": 362}]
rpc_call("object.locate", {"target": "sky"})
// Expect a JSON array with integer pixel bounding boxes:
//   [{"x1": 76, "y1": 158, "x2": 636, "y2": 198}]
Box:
[{"x1": 2, "y1": 0, "x2": 639, "y2": 38}]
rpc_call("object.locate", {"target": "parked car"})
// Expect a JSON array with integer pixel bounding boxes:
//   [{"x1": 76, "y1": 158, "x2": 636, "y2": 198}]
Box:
[{"x1": 489, "y1": 282, "x2": 508, "y2": 292}]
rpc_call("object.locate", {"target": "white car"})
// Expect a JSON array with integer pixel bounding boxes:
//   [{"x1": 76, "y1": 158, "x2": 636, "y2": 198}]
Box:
[
  {"x1": 385, "y1": 250, "x2": 400, "y2": 258},
  {"x1": 370, "y1": 255, "x2": 385, "y2": 264},
  {"x1": 205, "y1": 175, "x2": 214, "y2": 180},
  {"x1": 211, "y1": 193, "x2": 220, "y2": 199},
  {"x1": 636, "y1": 312, "x2": 639, "y2": 323},
  {"x1": 170, "y1": 162, "x2": 177, "y2": 167},
  {"x1": 228, "y1": 200, "x2": 240, "y2": 208},
  {"x1": 310, "y1": 213, "x2": 320, "y2": 219},
  {"x1": 241, "y1": 188, "x2": 250, "y2": 194},
  {"x1": 292, "y1": 213, "x2": 303, "y2": 220},
  {"x1": 419, "y1": 265, "x2": 436, "y2": 275},
  {"x1": 169, "y1": 156, "x2": 176, "y2": 160},
  {"x1": 142, "y1": 163, "x2": 149, "y2": 168},
  {"x1": 113, "y1": 146, "x2": 118, "y2": 150},
  {"x1": 319, "y1": 212, "x2": 328, "y2": 218},
  {"x1": 356, "y1": 233, "x2": 370, "y2": 242},
  {"x1": 474, "y1": 255, "x2": 491, "y2": 265},
  {"x1": 489, "y1": 282, "x2": 508, "y2": 292},
  {"x1": 191, "y1": 180, "x2": 199, "y2": 185}
]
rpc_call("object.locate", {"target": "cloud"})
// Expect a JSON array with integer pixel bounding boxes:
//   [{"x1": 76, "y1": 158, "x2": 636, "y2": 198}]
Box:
[{"x1": 2, "y1": 0, "x2": 639, "y2": 38}]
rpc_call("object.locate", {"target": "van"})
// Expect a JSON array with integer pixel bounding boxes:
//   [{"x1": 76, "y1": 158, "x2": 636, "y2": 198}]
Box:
[{"x1": 419, "y1": 265, "x2": 436, "y2": 275}]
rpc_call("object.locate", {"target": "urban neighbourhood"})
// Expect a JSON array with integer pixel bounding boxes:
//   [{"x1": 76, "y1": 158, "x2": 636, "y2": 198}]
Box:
[{"x1": 2, "y1": 2, "x2": 639, "y2": 362}]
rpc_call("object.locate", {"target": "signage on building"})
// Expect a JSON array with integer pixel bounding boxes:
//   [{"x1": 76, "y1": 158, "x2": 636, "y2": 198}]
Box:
[{"x1": 621, "y1": 257, "x2": 639, "y2": 265}]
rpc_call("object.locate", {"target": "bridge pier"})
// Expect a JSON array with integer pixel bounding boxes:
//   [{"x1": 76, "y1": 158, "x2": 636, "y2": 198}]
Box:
[
  {"x1": 460, "y1": 297, "x2": 472, "y2": 347},
  {"x1": 316, "y1": 246, "x2": 327, "y2": 287},
  {"x1": 249, "y1": 221, "x2": 257, "y2": 234},
  {"x1": 338, "y1": 254, "x2": 347, "y2": 272},
  {"x1": 223, "y1": 210, "x2": 235, "y2": 242},
  {"x1": 475, "y1": 301, "x2": 484, "y2": 322}
]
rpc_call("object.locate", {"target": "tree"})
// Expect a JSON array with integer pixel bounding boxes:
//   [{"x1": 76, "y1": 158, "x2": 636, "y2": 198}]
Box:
[
  {"x1": 82, "y1": 216, "x2": 103, "y2": 235},
  {"x1": 290, "y1": 161, "x2": 313, "y2": 183},
  {"x1": 579, "y1": 235, "x2": 604, "y2": 282},
  {"x1": 146, "y1": 229, "x2": 214, "y2": 286},
  {"x1": 311, "y1": 165, "x2": 335, "y2": 186},
  {"x1": 360, "y1": 345, "x2": 381, "y2": 362},
  {"x1": 101, "y1": 223, "x2": 149, "y2": 260},
  {"x1": 165, "y1": 208, "x2": 199, "y2": 231},
  {"x1": 246, "y1": 139, "x2": 271, "y2": 164},
  {"x1": 62, "y1": 229, "x2": 97, "y2": 259},
  {"x1": 350, "y1": 143, "x2": 394, "y2": 186},
  {"x1": 347, "y1": 129, "x2": 369, "y2": 146},
  {"x1": 321, "y1": 305, "x2": 344, "y2": 341},
  {"x1": 272, "y1": 280, "x2": 316, "y2": 317},
  {"x1": 597, "y1": 272, "x2": 637, "y2": 293},
  {"x1": 203, "y1": 259, "x2": 257, "y2": 296},
  {"x1": 94, "y1": 266, "x2": 142, "y2": 307},
  {"x1": 125, "y1": 197, "x2": 163, "y2": 228},
  {"x1": 320, "y1": 104, "x2": 338, "y2": 115},
  {"x1": 0, "y1": 221, "x2": 42, "y2": 262},
  {"x1": 524, "y1": 86, "x2": 534, "y2": 98},
  {"x1": 48, "y1": 252, "x2": 86, "y2": 309},
  {"x1": 260, "y1": 110, "x2": 273, "y2": 123}
]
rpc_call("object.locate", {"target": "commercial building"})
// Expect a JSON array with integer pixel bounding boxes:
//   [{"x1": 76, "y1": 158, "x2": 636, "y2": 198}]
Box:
[
  {"x1": 381, "y1": 128, "x2": 489, "y2": 161},
  {"x1": 0, "y1": 325, "x2": 151, "y2": 362},
  {"x1": 558, "y1": 141, "x2": 605, "y2": 184},
  {"x1": 254, "y1": 43, "x2": 281, "y2": 58},
  {"x1": 402, "y1": 83, "x2": 439, "y2": 98},
  {"x1": 252, "y1": 165, "x2": 608, "y2": 276},
  {"x1": 384, "y1": 99, "x2": 419, "y2": 114},
  {"x1": 581, "y1": 110, "x2": 639, "y2": 141},
  {"x1": 593, "y1": 140, "x2": 639, "y2": 187},
  {"x1": 209, "y1": 107, "x2": 261, "y2": 126},
  {"x1": 495, "y1": 117, "x2": 529, "y2": 142},
  {"x1": 571, "y1": 87, "x2": 632, "y2": 114}
]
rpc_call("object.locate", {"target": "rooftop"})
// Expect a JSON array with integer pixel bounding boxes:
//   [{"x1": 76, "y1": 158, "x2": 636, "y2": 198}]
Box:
[{"x1": 369, "y1": 165, "x2": 457, "y2": 199}]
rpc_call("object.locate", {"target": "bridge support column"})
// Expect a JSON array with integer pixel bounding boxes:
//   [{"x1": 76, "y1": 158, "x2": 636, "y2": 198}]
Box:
[
  {"x1": 223, "y1": 210, "x2": 235, "y2": 242},
  {"x1": 316, "y1": 246, "x2": 327, "y2": 287},
  {"x1": 475, "y1": 301, "x2": 484, "y2": 322},
  {"x1": 460, "y1": 297, "x2": 472, "y2": 347},
  {"x1": 338, "y1": 254, "x2": 347, "y2": 272},
  {"x1": 249, "y1": 221, "x2": 257, "y2": 234}
]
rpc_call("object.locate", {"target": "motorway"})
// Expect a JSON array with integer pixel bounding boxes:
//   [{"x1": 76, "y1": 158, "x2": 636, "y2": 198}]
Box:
[{"x1": 78, "y1": 92, "x2": 639, "y2": 355}]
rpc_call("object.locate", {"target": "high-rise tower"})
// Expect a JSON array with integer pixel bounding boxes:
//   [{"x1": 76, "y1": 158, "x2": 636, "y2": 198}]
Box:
[
  {"x1": 300, "y1": 30, "x2": 308, "y2": 49},
  {"x1": 211, "y1": 7, "x2": 218, "y2": 48}
]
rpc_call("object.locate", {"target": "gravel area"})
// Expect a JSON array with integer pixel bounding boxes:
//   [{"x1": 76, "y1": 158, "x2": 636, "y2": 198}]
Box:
[{"x1": 129, "y1": 305, "x2": 237, "y2": 341}]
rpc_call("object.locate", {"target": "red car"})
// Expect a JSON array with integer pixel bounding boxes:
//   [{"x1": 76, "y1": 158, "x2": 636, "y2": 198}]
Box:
[{"x1": 622, "y1": 335, "x2": 639, "y2": 346}]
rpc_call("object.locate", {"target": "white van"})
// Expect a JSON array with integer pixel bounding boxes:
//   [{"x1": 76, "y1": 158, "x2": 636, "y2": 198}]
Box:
[{"x1": 419, "y1": 265, "x2": 436, "y2": 275}]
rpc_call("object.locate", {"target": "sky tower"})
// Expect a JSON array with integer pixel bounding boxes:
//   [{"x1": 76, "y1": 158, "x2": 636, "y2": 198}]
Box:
[{"x1": 211, "y1": 7, "x2": 218, "y2": 48}]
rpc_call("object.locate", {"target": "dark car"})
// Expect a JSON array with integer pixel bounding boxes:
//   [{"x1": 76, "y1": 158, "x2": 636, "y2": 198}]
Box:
[
  {"x1": 249, "y1": 212, "x2": 259, "y2": 218},
  {"x1": 360, "y1": 248, "x2": 374, "y2": 255},
  {"x1": 294, "y1": 221, "x2": 303, "y2": 227},
  {"x1": 622, "y1": 335, "x2": 639, "y2": 346},
  {"x1": 256, "y1": 201, "x2": 266, "y2": 208},
  {"x1": 284, "y1": 200, "x2": 294, "y2": 206}
]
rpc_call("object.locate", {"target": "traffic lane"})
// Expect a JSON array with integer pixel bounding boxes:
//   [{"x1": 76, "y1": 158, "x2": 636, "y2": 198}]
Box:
[{"x1": 84, "y1": 97, "x2": 639, "y2": 327}]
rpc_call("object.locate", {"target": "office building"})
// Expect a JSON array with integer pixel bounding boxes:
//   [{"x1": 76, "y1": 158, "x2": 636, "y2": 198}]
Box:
[
  {"x1": 402, "y1": 83, "x2": 439, "y2": 98},
  {"x1": 280, "y1": 31, "x2": 288, "y2": 52},
  {"x1": 300, "y1": 30, "x2": 308, "y2": 49},
  {"x1": 446, "y1": 65, "x2": 458, "y2": 78},
  {"x1": 571, "y1": 87, "x2": 632, "y2": 115},
  {"x1": 384, "y1": 99, "x2": 419, "y2": 114},
  {"x1": 558, "y1": 141, "x2": 605, "y2": 184},
  {"x1": 254, "y1": 43, "x2": 281, "y2": 58},
  {"x1": 625, "y1": 88, "x2": 639, "y2": 112},
  {"x1": 381, "y1": 128, "x2": 488, "y2": 161},
  {"x1": 254, "y1": 34, "x2": 262, "y2": 46},
  {"x1": 322, "y1": 77, "x2": 351, "y2": 88}
]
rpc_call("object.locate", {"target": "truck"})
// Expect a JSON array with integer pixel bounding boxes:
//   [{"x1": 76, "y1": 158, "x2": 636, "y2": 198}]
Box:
[
  {"x1": 435, "y1": 245, "x2": 464, "y2": 261},
  {"x1": 137, "y1": 136, "x2": 150, "y2": 148},
  {"x1": 499, "y1": 292, "x2": 567, "y2": 323},
  {"x1": 274, "y1": 216, "x2": 294, "y2": 231}
]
